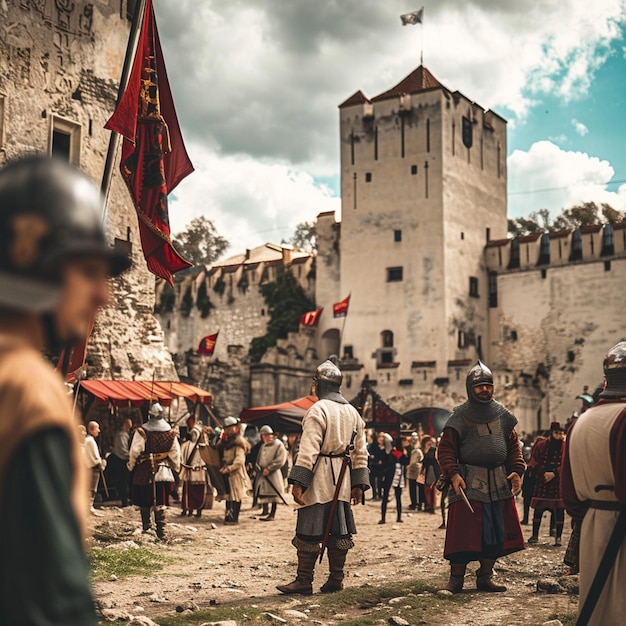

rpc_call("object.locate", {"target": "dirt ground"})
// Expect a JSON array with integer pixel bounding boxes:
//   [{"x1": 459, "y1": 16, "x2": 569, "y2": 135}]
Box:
[{"x1": 91, "y1": 491, "x2": 578, "y2": 626}]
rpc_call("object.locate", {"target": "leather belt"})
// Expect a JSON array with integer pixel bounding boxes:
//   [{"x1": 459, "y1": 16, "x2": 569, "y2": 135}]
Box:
[{"x1": 590, "y1": 500, "x2": 626, "y2": 511}]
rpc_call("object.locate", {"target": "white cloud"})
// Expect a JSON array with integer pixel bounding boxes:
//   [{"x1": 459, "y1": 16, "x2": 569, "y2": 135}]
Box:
[
  {"x1": 508, "y1": 141, "x2": 626, "y2": 218},
  {"x1": 572, "y1": 118, "x2": 589, "y2": 136},
  {"x1": 168, "y1": 143, "x2": 340, "y2": 256},
  {"x1": 151, "y1": 0, "x2": 626, "y2": 243}
]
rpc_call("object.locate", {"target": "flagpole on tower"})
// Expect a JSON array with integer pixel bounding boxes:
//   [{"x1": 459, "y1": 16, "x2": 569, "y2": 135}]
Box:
[
  {"x1": 400, "y1": 6, "x2": 425, "y2": 65},
  {"x1": 101, "y1": 0, "x2": 148, "y2": 207}
]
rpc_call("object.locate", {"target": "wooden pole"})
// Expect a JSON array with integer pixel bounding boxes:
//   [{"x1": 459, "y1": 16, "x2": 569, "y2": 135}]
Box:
[{"x1": 100, "y1": 0, "x2": 148, "y2": 205}]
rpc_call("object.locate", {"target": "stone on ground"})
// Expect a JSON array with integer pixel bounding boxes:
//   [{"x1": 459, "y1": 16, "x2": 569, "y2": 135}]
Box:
[{"x1": 388, "y1": 617, "x2": 410, "y2": 626}]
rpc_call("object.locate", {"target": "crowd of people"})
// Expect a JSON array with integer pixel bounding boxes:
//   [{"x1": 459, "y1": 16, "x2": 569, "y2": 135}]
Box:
[{"x1": 1, "y1": 156, "x2": 625, "y2": 626}]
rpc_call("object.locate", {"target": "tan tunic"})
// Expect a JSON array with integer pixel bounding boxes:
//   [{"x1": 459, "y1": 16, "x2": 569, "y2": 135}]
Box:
[
  {"x1": 564, "y1": 401, "x2": 626, "y2": 626},
  {"x1": 0, "y1": 338, "x2": 87, "y2": 535},
  {"x1": 255, "y1": 438, "x2": 288, "y2": 502},
  {"x1": 406, "y1": 446, "x2": 424, "y2": 480},
  {"x1": 295, "y1": 399, "x2": 368, "y2": 508},
  {"x1": 221, "y1": 435, "x2": 251, "y2": 502},
  {"x1": 180, "y1": 439, "x2": 206, "y2": 484}
]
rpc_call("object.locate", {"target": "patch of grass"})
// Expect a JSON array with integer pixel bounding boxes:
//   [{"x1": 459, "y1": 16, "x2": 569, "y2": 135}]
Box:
[
  {"x1": 158, "y1": 606, "x2": 266, "y2": 626},
  {"x1": 157, "y1": 580, "x2": 468, "y2": 626},
  {"x1": 545, "y1": 611, "x2": 577, "y2": 626},
  {"x1": 90, "y1": 546, "x2": 170, "y2": 581}
]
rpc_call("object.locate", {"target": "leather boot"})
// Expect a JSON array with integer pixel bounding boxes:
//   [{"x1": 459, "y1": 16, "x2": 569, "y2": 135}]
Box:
[
  {"x1": 224, "y1": 501, "x2": 236, "y2": 525},
  {"x1": 155, "y1": 508, "x2": 166, "y2": 540},
  {"x1": 261, "y1": 503, "x2": 277, "y2": 521},
  {"x1": 261, "y1": 503, "x2": 269, "y2": 517},
  {"x1": 140, "y1": 507, "x2": 152, "y2": 532},
  {"x1": 232, "y1": 501, "x2": 241, "y2": 524},
  {"x1": 320, "y1": 548, "x2": 347, "y2": 593},
  {"x1": 276, "y1": 550, "x2": 317, "y2": 595},
  {"x1": 442, "y1": 563, "x2": 466, "y2": 593},
  {"x1": 476, "y1": 559, "x2": 506, "y2": 592}
]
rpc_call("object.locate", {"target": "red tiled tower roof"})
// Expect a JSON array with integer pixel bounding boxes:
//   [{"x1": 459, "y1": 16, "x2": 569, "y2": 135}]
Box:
[
  {"x1": 338, "y1": 90, "x2": 371, "y2": 109},
  {"x1": 371, "y1": 65, "x2": 445, "y2": 102}
]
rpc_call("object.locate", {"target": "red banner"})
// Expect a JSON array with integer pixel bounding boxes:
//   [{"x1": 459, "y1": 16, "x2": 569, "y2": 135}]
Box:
[
  {"x1": 198, "y1": 333, "x2": 219, "y2": 356},
  {"x1": 300, "y1": 308, "x2": 323, "y2": 327},
  {"x1": 333, "y1": 295, "x2": 350, "y2": 318},
  {"x1": 105, "y1": 0, "x2": 194, "y2": 284}
]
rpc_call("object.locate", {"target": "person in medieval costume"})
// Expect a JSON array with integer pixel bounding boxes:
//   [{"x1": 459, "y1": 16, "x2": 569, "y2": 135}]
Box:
[
  {"x1": 527, "y1": 422, "x2": 566, "y2": 546},
  {"x1": 561, "y1": 342, "x2": 626, "y2": 626},
  {"x1": 217, "y1": 416, "x2": 251, "y2": 525},
  {"x1": 83, "y1": 420, "x2": 106, "y2": 516},
  {"x1": 179, "y1": 424, "x2": 208, "y2": 517},
  {"x1": 128, "y1": 402, "x2": 181, "y2": 539},
  {"x1": 253, "y1": 425, "x2": 288, "y2": 521},
  {"x1": 0, "y1": 156, "x2": 131, "y2": 625},
  {"x1": 277, "y1": 360, "x2": 370, "y2": 595},
  {"x1": 437, "y1": 360, "x2": 525, "y2": 594},
  {"x1": 406, "y1": 432, "x2": 424, "y2": 511}
]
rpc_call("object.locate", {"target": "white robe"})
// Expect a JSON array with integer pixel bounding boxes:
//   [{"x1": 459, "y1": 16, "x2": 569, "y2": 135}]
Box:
[
  {"x1": 295, "y1": 399, "x2": 368, "y2": 508},
  {"x1": 566, "y1": 401, "x2": 626, "y2": 626}
]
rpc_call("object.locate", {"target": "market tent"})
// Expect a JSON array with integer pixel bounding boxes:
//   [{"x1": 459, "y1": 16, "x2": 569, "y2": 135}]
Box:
[
  {"x1": 79, "y1": 380, "x2": 212, "y2": 407},
  {"x1": 239, "y1": 395, "x2": 316, "y2": 433}
]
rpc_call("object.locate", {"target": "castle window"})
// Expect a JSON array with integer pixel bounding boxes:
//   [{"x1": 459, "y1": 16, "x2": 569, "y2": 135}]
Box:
[
  {"x1": 386, "y1": 267, "x2": 403, "y2": 282},
  {"x1": 374, "y1": 126, "x2": 378, "y2": 161},
  {"x1": 394, "y1": 229, "x2": 402, "y2": 242},
  {"x1": 461, "y1": 232, "x2": 464, "y2": 240},
  {"x1": 365, "y1": 172, "x2": 372, "y2": 182},
  {"x1": 469, "y1": 276, "x2": 479, "y2": 298},
  {"x1": 488, "y1": 272, "x2": 498, "y2": 308},
  {"x1": 381, "y1": 330, "x2": 394, "y2": 348},
  {"x1": 49, "y1": 115, "x2": 81, "y2": 166},
  {"x1": 570, "y1": 229, "x2": 583, "y2": 261},
  {"x1": 350, "y1": 130, "x2": 355, "y2": 165},
  {"x1": 411, "y1": 164, "x2": 417, "y2": 175},
  {"x1": 601, "y1": 223, "x2": 615, "y2": 256},
  {"x1": 426, "y1": 118, "x2": 430, "y2": 152},
  {"x1": 508, "y1": 238, "x2": 520, "y2": 269},
  {"x1": 605, "y1": 260, "x2": 611, "y2": 272},
  {"x1": 343, "y1": 345, "x2": 354, "y2": 359},
  {"x1": 457, "y1": 330, "x2": 467, "y2": 349},
  {"x1": 541, "y1": 269, "x2": 547, "y2": 279},
  {"x1": 537, "y1": 233, "x2": 550, "y2": 265}
]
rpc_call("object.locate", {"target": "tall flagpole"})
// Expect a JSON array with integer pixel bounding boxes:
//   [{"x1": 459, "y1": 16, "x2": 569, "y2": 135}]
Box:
[
  {"x1": 100, "y1": 0, "x2": 148, "y2": 206},
  {"x1": 338, "y1": 293, "x2": 351, "y2": 357},
  {"x1": 420, "y1": 7, "x2": 424, "y2": 65}
]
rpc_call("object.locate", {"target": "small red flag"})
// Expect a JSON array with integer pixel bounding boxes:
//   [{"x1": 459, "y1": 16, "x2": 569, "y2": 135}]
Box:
[
  {"x1": 333, "y1": 295, "x2": 350, "y2": 318},
  {"x1": 198, "y1": 333, "x2": 219, "y2": 356},
  {"x1": 105, "y1": 0, "x2": 194, "y2": 285},
  {"x1": 300, "y1": 308, "x2": 323, "y2": 327}
]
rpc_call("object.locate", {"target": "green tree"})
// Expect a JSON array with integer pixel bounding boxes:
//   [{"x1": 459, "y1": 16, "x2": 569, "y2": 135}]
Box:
[
  {"x1": 508, "y1": 202, "x2": 625, "y2": 237},
  {"x1": 285, "y1": 221, "x2": 317, "y2": 253},
  {"x1": 172, "y1": 216, "x2": 229, "y2": 266},
  {"x1": 249, "y1": 269, "x2": 315, "y2": 363}
]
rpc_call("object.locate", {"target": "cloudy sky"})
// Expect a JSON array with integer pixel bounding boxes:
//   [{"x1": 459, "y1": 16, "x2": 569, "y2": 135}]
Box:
[{"x1": 153, "y1": 0, "x2": 626, "y2": 255}]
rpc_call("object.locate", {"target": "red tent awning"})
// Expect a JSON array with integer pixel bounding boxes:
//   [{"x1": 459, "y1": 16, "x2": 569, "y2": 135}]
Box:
[
  {"x1": 79, "y1": 380, "x2": 212, "y2": 407},
  {"x1": 240, "y1": 395, "x2": 316, "y2": 421}
]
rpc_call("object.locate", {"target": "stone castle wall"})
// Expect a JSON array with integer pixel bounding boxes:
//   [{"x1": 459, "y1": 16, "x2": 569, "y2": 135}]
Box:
[{"x1": 0, "y1": 0, "x2": 176, "y2": 380}]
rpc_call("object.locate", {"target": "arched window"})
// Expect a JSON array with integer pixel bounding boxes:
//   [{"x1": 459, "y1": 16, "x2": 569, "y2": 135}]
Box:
[
  {"x1": 601, "y1": 223, "x2": 615, "y2": 256},
  {"x1": 570, "y1": 229, "x2": 583, "y2": 261},
  {"x1": 537, "y1": 233, "x2": 550, "y2": 265},
  {"x1": 507, "y1": 238, "x2": 520, "y2": 269},
  {"x1": 381, "y1": 330, "x2": 394, "y2": 348}
]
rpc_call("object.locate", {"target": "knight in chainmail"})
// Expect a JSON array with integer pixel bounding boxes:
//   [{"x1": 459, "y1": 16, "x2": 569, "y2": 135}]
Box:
[
  {"x1": 437, "y1": 361, "x2": 525, "y2": 593},
  {"x1": 276, "y1": 360, "x2": 370, "y2": 595},
  {"x1": 128, "y1": 402, "x2": 181, "y2": 539}
]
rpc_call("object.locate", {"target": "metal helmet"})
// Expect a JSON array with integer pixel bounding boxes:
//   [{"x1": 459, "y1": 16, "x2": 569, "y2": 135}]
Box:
[
  {"x1": 466, "y1": 360, "x2": 494, "y2": 402},
  {"x1": 599, "y1": 341, "x2": 626, "y2": 399},
  {"x1": 148, "y1": 402, "x2": 164, "y2": 417},
  {"x1": 144, "y1": 402, "x2": 170, "y2": 432},
  {"x1": 223, "y1": 416, "x2": 240, "y2": 428},
  {"x1": 0, "y1": 156, "x2": 131, "y2": 313},
  {"x1": 259, "y1": 425, "x2": 274, "y2": 435},
  {"x1": 313, "y1": 359, "x2": 347, "y2": 404}
]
